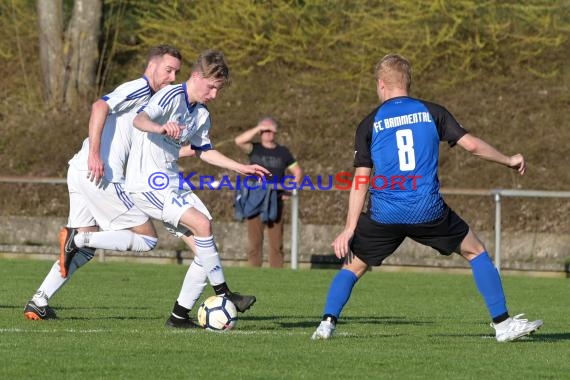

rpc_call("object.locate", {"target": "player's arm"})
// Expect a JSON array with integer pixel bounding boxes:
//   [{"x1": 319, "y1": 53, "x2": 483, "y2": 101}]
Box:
[
  {"x1": 133, "y1": 111, "x2": 183, "y2": 139},
  {"x1": 179, "y1": 145, "x2": 196, "y2": 158},
  {"x1": 332, "y1": 166, "x2": 371, "y2": 258},
  {"x1": 196, "y1": 149, "x2": 270, "y2": 178},
  {"x1": 456, "y1": 133, "x2": 526, "y2": 175},
  {"x1": 428, "y1": 101, "x2": 526, "y2": 175},
  {"x1": 133, "y1": 111, "x2": 163, "y2": 134},
  {"x1": 87, "y1": 99, "x2": 110, "y2": 183},
  {"x1": 332, "y1": 109, "x2": 374, "y2": 257}
]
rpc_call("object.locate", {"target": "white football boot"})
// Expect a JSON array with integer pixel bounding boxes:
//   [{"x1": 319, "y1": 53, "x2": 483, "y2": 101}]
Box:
[
  {"x1": 311, "y1": 319, "x2": 336, "y2": 340},
  {"x1": 491, "y1": 314, "x2": 543, "y2": 342}
]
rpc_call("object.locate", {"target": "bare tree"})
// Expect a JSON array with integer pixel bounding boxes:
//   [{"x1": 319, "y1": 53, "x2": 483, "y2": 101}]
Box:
[
  {"x1": 37, "y1": 0, "x2": 102, "y2": 109},
  {"x1": 37, "y1": 0, "x2": 63, "y2": 108}
]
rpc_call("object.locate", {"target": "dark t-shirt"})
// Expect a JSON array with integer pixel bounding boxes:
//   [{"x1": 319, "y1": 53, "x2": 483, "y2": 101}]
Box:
[{"x1": 249, "y1": 143, "x2": 296, "y2": 181}]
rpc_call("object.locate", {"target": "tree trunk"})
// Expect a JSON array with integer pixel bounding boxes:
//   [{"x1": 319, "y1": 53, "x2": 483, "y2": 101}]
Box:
[
  {"x1": 64, "y1": 0, "x2": 102, "y2": 106},
  {"x1": 36, "y1": 0, "x2": 102, "y2": 109},
  {"x1": 37, "y1": 0, "x2": 63, "y2": 107}
]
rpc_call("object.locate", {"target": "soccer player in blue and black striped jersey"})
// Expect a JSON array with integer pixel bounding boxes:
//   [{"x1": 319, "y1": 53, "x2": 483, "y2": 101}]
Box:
[{"x1": 312, "y1": 54, "x2": 542, "y2": 342}]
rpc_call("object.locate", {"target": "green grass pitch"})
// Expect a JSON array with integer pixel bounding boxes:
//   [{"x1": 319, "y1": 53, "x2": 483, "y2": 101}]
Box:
[{"x1": 1, "y1": 258, "x2": 568, "y2": 379}]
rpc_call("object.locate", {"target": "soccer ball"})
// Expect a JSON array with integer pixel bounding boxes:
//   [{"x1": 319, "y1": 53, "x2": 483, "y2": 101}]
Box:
[{"x1": 197, "y1": 295, "x2": 238, "y2": 331}]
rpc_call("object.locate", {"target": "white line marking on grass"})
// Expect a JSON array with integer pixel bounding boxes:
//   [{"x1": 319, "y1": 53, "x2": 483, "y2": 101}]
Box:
[
  {"x1": 1, "y1": 328, "x2": 356, "y2": 337},
  {"x1": 225, "y1": 330, "x2": 353, "y2": 337},
  {"x1": 165, "y1": 329, "x2": 312, "y2": 336},
  {"x1": 0, "y1": 328, "x2": 113, "y2": 334}
]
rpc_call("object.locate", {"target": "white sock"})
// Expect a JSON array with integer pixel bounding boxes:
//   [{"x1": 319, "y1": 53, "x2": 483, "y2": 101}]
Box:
[
  {"x1": 75, "y1": 231, "x2": 157, "y2": 252},
  {"x1": 34, "y1": 262, "x2": 67, "y2": 304},
  {"x1": 193, "y1": 236, "x2": 225, "y2": 286},
  {"x1": 34, "y1": 248, "x2": 96, "y2": 304},
  {"x1": 176, "y1": 257, "x2": 208, "y2": 310}
]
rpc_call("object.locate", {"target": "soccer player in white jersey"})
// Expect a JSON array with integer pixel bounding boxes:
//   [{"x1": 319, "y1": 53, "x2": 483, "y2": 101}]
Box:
[
  {"x1": 126, "y1": 50, "x2": 269, "y2": 328},
  {"x1": 24, "y1": 45, "x2": 182, "y2": 320}
]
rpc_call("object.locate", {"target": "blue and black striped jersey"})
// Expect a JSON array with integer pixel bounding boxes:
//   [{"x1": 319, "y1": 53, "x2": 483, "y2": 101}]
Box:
[{"x1": 354, "y1": 96, "x2": 467, "y2": 224}]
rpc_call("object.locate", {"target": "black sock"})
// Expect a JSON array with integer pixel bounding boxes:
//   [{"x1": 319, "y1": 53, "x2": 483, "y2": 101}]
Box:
[
  {"x1": 323, "y1": 314, "x2": 337, "y2": 324},
  {"x1": 492, "y1": 312, "x2": 509, "y2": 324},
  {"x1": 171, "y1": 301, "x2": 190, "y2": 319},
  {"x1": 213, "y1": 282, "x2": 230, "y2": 295}
]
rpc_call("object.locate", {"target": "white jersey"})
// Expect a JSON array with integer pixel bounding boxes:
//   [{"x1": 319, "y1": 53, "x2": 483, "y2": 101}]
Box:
[
  {"x1": 126, "y1": 83, "x2": 213, "y2": 193},
  {"x1": 69, "y1": 77, "x2": 154, "y2": 183}
]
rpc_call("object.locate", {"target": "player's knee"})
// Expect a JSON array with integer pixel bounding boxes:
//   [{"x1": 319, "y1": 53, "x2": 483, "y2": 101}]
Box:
[
  {"x1": 191, "y1": 219, "x2": 212, "y2": 237},
  {"x1": 459, "y1": 229, "x2": 486, "y2": 258},
  {"x1": 459, "y1": 241, "x2": 486, "y2": 259},
  {"x1": 342, "y1": 255, "x2": 369, "y2": 278},
  {"x1": 130, "y1": 221, "x2": 157, "y2": 238},
  {"x1": 179, "y1": 209, "x2": 212, "y2": 236}
]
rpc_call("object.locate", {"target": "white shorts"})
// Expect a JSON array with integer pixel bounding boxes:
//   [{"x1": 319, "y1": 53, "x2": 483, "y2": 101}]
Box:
[
  {"x1": 66, "y1": 166, "x2": 149, "y2": 230},
  {"x1": 130, "y1": 189, "x2": 212, "y2": 237}
]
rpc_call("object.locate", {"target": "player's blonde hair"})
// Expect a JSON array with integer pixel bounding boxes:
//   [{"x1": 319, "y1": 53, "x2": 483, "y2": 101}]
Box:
[
  {"x1": 375, "y1": 54, "x2": 412, "y2": 92},
  {"x1": 192, "y1": 50, "x2": 231, "y2": 87}
]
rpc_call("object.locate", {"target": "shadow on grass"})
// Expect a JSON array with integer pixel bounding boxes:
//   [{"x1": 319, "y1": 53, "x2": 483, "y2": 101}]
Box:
[
  {"x1": 63, "y1": 316, "x2": 160, "y2": 321},
  {"x1": 0, "y1": 305, "x2": 23, "y2": 310},
  {"x1": 54, "y1": 305, "x2": 153, "y2": 311},
  {"x1": 430, "y1": 332, "x2": 570, "y2": 342},
  {"x1": 240, "y1": 314, "x2": 432, "y2": 329},
  {"x1": 2, "y1": 303, "x2": 160, "y2": 322},
  {"x1": 0, "y1": 304, "x2": 152, "y2": 311},
  {"x1": 531, "y1": 333, "x2": 570, "y2": 342},
  {"x1": 54, "y1": 305, "x2": 160, "y2": 321}
]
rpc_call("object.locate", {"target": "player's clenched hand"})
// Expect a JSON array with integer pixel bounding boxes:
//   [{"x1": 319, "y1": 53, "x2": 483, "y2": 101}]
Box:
[
  {"x1": 508, "y1": 154, "x2": 526, "y2": 175},
  {"x1": 87, "y1": 153, "x2": 105, "y2": 184},
  {"x1": 332, "y1": 229, "x2": 354, "y2": 259},
  {"x1": 161, "y1": 122, "x2": 184, "y2": 139}
]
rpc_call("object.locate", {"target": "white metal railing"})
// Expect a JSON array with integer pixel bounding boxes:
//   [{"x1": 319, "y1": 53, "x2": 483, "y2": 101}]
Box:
[
  {"x1": 288, "y1": 188, "x2": 570, "y2": 270},
  {"x1": 1, "y1": 176, "x2": 569, "y2": 271},
  {"x1": 489, "y1": 189, "x2": 570, "y2": 271},
  {"x1": 0, "y1": 176, "x2": 67, "y2": 184}
]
